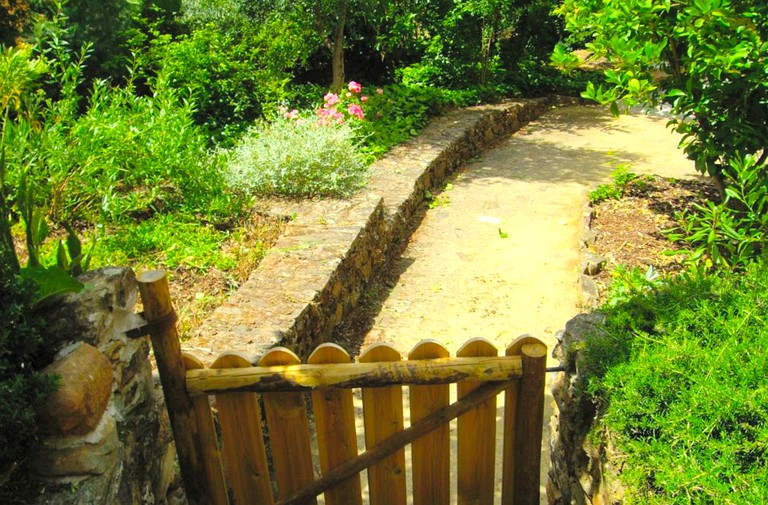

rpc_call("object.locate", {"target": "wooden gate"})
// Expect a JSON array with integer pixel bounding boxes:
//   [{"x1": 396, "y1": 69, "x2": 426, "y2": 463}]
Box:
[{"x1": 137, "y1": 271, "x2": 547, "y2": 505}]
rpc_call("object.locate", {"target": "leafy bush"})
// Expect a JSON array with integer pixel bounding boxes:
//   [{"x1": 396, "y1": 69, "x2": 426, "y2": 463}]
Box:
[
  {"x1": 0, "y1": 263, "x2": 58, "y2": 504},
  {"x1": 225, "y1": 115, "x2": 369, "y2": 198},
  {"x1": 357, "y1": 83, "x2": 507, "y2": 157},
  {"x1": 552, "y1": 0, "x2": 768, "y2": 206},
  {"x1": 154, "y1": 16, "x2": 314, "y2": 143},
  {"x1": 1, "y1": 42, "x2": 242, "y2": 228},
  {"x1": 666, "y1": 155, "x2": 768, "y2": 271},
  {"x1": 582, "y1": 262, "x2": 768, "y2": 504}
]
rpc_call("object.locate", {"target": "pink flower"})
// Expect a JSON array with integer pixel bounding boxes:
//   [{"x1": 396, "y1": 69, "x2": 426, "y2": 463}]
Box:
[
  {"x1": 361, "y1": 96, "x2": 368, "y2": 102},
  {"x1": 316, "y1": 108, "x2": 345, "y2": 125},
  {"x1": 347, "y1": 104, "x2": 365, "y2": 120},
  {"x1": 376, "y1": 88, "x2": 384, "y2": 95},
  {"x1": 284, "y1": 109, "x2": 299, "y2": 119},
  {"x1": 324, "y1": 93, "x2": 339, "y2": 106},
  {"x1": 348, "y1": 81, "x2": 362, "y2": 93}
]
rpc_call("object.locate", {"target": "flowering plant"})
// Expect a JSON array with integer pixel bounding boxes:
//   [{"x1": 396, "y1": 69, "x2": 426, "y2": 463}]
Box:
[{"x1": 280, "y1": 81, "x2": 381, "y2": 127}]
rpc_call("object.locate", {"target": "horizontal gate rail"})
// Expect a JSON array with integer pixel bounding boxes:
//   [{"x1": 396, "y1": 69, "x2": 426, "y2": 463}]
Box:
[{"x1": 185, "y1": 355, "x2": 525, "y2": 394}]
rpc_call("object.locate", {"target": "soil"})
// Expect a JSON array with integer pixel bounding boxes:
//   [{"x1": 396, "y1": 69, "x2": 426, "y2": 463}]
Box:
[{"x1": 589, "y1": 176, "x2": 720, "y2": 301}]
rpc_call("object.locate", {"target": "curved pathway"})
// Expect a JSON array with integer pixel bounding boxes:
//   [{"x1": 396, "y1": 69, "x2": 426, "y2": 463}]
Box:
[{"x1": 360, "y1": 105, "x2": 698, "y2": 503}]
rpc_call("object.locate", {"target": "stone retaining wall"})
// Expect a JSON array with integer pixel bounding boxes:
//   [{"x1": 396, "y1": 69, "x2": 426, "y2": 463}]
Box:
[
  {"x1": 184, "y1": 96, "x2": 579, "y2": 363},
  {"x1": 33, "y1": 268, "x2": 179, "y2": 505}
]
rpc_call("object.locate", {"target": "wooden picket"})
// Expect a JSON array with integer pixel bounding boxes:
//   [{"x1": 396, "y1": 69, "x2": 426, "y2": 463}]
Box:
[{"x1": 137, "y1": 271, "x2": 547, "y2": 505}]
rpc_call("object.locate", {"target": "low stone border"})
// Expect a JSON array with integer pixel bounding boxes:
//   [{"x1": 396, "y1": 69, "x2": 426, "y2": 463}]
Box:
[
  {"x1": 184, "y1": 96, "x2": 580, "y2": 363},
  {"x1": 577, "y1": 201, "x2": 605, "y2": 308},
  {"x1": 548, "y1": 197, "x2": 621, "y2": 505}
]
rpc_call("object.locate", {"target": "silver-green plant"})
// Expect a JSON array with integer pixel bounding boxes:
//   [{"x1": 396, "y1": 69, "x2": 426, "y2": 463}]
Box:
[{"x1": 225, "y1": 114, "x2": 369, "y2": 197}]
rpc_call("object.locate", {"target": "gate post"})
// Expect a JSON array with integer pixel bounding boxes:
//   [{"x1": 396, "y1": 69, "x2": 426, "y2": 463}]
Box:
[
  {"x1": 137, "y1": 270, "x2": 209, "y2": 504},
  {"x1": 514, "y1": 342, "x2": 547, "y2": 505}
]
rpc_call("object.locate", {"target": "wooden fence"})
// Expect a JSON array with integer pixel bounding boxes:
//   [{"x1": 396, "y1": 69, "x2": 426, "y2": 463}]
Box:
[{"x1": 137, "y1": 271, "x2": 547, "y2": 505}]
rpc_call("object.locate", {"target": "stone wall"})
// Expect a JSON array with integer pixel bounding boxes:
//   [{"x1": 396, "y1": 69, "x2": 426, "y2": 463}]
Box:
[{"x1": 32, "y1": 268, "x2": 179, "y2": 505}]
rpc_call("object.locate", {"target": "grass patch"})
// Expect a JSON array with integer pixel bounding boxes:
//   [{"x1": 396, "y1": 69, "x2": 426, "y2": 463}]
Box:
[{"x1": 582, "y1": 261, "x2": 768, "y2": 504}]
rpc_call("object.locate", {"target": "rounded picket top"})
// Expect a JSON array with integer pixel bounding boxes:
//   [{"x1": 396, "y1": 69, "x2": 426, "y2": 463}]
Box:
[
  {"x1": 506, "y1": 334, "x2": 546, "y2": 357},
  {"x1": 457, "y1": 337, "x2": 498, "y2": 358},
  {"x1": 211, "y1": 351, "x2": 253, "y2": 369},
  {"x1": 408, "y1": 339, "x2": 450, "y2": 360},
  {"x1": 307, "y1": 342, "x2": 351, "y2": 365},
  {"x1": 182, "y1": 352, "x2": 207, "y2": 371},
  {"x1": 258, "y1": 347, "x2": 302, "y2": 367},
  {"x1": 359, "y1": 342, "x2": 402, "y2": 363}
]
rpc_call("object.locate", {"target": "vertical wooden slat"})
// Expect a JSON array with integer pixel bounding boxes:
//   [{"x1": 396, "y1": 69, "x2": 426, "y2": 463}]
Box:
[
  {"x1": 308, "y1": 344, "x2": 362, "y2": 505},
  {"x1": 408, "y1": 340, "x2": 451, "y2": 505},
  {"x1": 182, "y1": 354, "x2": 230, "y2": 505},
  {"x1": 457, "y1": 338, "x2": 498, "y2": 505},
  {"x1": 212, "y1": 352, "x2": 274, "y2": 505},
  {"x1": 136, "y1": 270, "x2": 208, "y2": 504},
  {"x1": 359, "y1": 344, "x2": 407, "y2": 505},
  {"x1": 501, "y1": 336, "x2": 547, "y2": 505},
  {"x1": 258, "y1": 348, "x2": 316, "y2": 504}
]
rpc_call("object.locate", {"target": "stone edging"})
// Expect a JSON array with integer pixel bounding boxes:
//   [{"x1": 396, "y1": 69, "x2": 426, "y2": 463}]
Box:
[
  {"x1": 577, "y1": 201, "x2": 605, "y2": 308},
  {"x1": 184, "y1": 95, "x2": 581, "y2": 363}
]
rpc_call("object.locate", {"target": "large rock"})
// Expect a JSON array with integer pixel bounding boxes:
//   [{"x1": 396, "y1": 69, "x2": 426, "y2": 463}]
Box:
[
  {"x1": 42, "y1": 343, "x2": 113, "y2": 436},
  {"x1": 31, "y1": 411, "x2": 120, "y2": 479}
]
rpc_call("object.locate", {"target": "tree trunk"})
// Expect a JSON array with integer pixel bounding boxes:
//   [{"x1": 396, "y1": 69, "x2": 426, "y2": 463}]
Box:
[
  {"x1": 330, "y1": 4, "x2": 348, "y2": 92},
  {"x1": 480, "y1": 27, "x2": 494, "y2": 85}
]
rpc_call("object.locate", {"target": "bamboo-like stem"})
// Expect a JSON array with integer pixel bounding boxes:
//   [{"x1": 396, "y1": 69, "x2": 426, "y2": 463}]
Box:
[
  {"x1": 137, "y1": 270, "x2": 209, "y2": 505},
  {"x1": 185, "y1": 355, "x2": 524, "y2": 395}
]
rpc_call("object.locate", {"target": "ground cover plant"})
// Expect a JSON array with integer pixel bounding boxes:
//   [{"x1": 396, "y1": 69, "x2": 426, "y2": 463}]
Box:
[
  {"x1": 581, "y1": 261, "x2": 768, "y2": 504},
  {"x1": 582, "y1": 174, "x2": 768, "y2": 503}
]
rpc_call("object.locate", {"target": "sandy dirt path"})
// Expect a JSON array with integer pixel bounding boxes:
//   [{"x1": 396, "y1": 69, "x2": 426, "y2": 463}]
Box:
[{"x1": 359, "y1": 105, "x2": 698, "y2": 503}]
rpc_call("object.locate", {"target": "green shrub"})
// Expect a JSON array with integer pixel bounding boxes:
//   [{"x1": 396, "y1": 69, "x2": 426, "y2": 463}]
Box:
[
  {"x1": 0, "y1": 263, "x2": 58, "y2": 504},
  {"x1": 666, "y1": 155, "x2": 768, "y2": 271},
  {"x1": 582, "y1": 262, "x2": 768, "y2": 504},
  {"x1": 37, "y1": 79, "x2": 238, "y2": 224},
  {"x1": 225, "y1": 115, "x2": 369, "y2": 198},
  {"x1": 1, "y1": 54, "x2": 243, "y2": 228},
  {"x1": 155, "y1": 17, "x2": 314, "y2": 144},
  {"x1": 356, "y1": 83, "x2": 507, "y2": 158}
]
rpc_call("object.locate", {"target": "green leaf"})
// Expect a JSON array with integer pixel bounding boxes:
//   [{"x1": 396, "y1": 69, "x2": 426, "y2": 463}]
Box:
[
  {"x1": 20, "y1": 266, "x2": 84, "y2": 306},
  {"x1": 56, "y1": 241, "x2": 70, "y2": 271},
  {"x1": 498, "y1": 228, "x2": 509, "y2": 238},
  {"x1": 610, "y1": 101, "x2": 620, "y2": 117},
  {"x1": 665, "y1": 89, "x2": 686, "y2": 98}
]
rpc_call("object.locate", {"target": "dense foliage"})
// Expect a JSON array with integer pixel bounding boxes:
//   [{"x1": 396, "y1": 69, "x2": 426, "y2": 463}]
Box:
[
  {"x1": 0, "y1": 263, "x2": 58, "y2": 503},
  {"x1": 552, "y1": 0, "x2": 768, "y2": 269},
  {"x1": 582, "y1": 262, "x2": 768, "y2": 504}
]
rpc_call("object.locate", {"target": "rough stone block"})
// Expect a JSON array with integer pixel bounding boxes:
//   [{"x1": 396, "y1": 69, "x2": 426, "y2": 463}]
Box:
[
  {"x1": 32, "y1": 411, "x2": 120, "y2": 479},
  {"x1": 42, "y1": 343, "x2": 114, "y2": 437}
]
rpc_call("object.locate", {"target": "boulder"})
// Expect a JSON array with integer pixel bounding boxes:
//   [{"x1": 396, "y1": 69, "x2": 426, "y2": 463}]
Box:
[{"x1": 42, "y1": 343, "x2": 113, "y2": 436}]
